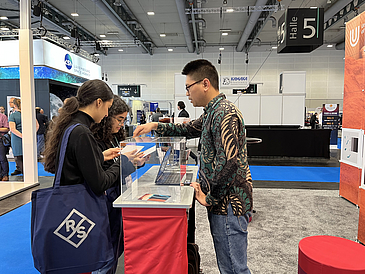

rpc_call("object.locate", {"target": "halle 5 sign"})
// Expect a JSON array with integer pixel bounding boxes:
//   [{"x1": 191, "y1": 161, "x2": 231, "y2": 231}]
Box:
[{"x1": 277, "y1": 8, "x2": 324, "y2": 53}]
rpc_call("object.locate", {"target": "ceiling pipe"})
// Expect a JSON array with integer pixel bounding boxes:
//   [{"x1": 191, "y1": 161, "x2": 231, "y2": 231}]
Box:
[
  {"x1": 191, "y1": 4, "x2": 200, "y2": 54},
  {"x1": 175, "y1": 0, "x2": 194, "y2": 53},
  {"x1": 324, "y1": 0, "x2": 353, "y2": 22},
  {"x1": 91, "y1": 0, "x2": 151, "y2": 54},
  {"x1": 236, "y1": 0, "x2": 268, "y2": 52},
  {"x1": 189, "y1": 18, "x2": 206, "y2": 28}
]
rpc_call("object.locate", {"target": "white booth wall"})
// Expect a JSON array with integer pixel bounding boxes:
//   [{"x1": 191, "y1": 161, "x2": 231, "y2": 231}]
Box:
[{"x1": 101, "y1": 49, "x2": 344, "y2": 111}]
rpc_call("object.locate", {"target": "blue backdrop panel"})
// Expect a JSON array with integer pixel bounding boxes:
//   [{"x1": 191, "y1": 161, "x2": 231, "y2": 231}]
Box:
[{"x1": 250, "y1": 166, "x2": 340, "y2": 182}]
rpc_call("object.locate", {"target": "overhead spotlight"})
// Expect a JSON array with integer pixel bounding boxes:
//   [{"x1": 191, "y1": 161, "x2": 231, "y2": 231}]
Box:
[
  {"x1": 93, "y1": 56, "x2": 100, "y2": 63},
  {"x1": 147, "y1": 11, "x2": 155, "y2": 15},
  {"x1": 75, "y1": 46, "x2": 80, "y2": 53},
  {"x1": 218, "y1": 52, "x2": 222, "y2": 64},
  {"x1": 223, "y1": 0, "x2": 228, "y2": 5},
  {"x1": 113, "y1": 0, "x2": 122, "y2": 6},
  {"x1": 33, "y1": 1, "x2": 42, "y2": 17},
  {"x1": 0, "y1": 17, "x2": 8, "y2": 20},
  {"x1": 95, "y1": 41, "x2": 101, "y2": 51}
]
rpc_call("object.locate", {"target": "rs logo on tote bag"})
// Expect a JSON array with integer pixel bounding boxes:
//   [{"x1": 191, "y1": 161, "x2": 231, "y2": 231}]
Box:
[
  {"x1": 31, "y1": 124, "x2": 114, "y2": 274},
  {"x1": 53, "y1": 208, "x2": 96, "y2": 248}
]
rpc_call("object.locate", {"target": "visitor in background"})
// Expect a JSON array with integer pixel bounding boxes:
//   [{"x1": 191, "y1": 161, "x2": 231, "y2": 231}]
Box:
[
  {"x1": 36, "y1": 107, "x2": 48, "y2": 160},
  {"x1": 0, "y1": 111, "x2": 9, "y2": 181}
]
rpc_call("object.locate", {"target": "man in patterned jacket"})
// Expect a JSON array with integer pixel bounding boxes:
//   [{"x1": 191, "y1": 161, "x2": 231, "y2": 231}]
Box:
[{"x1": 133, "y1": 59, "x2": 253, "y2": 274}]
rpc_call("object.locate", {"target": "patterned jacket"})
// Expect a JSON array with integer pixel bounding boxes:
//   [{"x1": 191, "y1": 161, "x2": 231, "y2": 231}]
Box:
[{"x1": 156, "y1": 93, "x2": 253, "y2": 216}]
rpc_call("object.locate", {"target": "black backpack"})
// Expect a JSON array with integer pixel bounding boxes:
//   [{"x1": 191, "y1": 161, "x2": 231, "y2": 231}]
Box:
[{"x1": 188, "y1": 243, "x2": 201, "y2": 274}]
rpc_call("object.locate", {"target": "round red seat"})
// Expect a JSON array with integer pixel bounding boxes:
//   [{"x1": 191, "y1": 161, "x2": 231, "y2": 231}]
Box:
[{"x1": 298, "y1": 235, "x2": 365, "y2": 273}]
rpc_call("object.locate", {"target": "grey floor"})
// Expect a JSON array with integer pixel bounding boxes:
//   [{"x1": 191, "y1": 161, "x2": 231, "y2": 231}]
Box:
[{"x1": 1, "y1": 149, "x2": 360, "y2": 274}]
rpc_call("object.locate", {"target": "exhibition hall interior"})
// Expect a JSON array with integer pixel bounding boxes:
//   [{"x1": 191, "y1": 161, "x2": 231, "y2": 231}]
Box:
[{"x1": 1, "y1": 0, "x2": 365, "y2": 273}]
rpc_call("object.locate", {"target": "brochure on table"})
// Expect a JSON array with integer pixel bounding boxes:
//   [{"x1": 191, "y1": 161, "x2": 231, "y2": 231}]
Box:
[{"x1": 117, "y1": 136, "x2": 190, "y2": 206}]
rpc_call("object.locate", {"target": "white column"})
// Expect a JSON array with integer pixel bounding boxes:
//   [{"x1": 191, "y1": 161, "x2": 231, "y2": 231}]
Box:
[{"x1": 19, "y1": 0, "x2": 38, "y2": 183}]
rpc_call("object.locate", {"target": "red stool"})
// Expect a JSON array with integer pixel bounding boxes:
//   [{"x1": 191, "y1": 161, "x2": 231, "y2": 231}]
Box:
[{"x1": 298, "y1": 235, "x2": 365, "y2": 273}]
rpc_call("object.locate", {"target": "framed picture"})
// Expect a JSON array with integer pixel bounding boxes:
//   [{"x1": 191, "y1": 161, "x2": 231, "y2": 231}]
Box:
[{"x1": 340, "y1": 128, "x2": 364, "y2": 168}]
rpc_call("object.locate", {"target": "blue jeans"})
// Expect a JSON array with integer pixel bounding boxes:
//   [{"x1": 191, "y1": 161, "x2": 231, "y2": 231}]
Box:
[
  {"x1": 37, "y1": 134, "x2": 45, "y2": 158},
  {"x1": 208, "y1": 203, "x2": 251, "y2": 274}
]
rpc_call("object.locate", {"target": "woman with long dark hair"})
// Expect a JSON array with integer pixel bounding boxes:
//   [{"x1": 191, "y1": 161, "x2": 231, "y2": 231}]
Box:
[
  {"x1": 91, "y1": 95, "x2": 148, "y2": 273},
  {"x1": 43, "y1": 80, "x2": 130, "y2": 196}
]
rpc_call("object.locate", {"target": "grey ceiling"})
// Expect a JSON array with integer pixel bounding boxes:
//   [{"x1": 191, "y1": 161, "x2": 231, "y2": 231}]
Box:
[{"x1": 0, "y1": 0, "x2": 363, "y2": 55}]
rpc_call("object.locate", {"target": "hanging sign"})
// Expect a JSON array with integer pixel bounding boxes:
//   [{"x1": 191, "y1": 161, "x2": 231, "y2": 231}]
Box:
[
  {"x1": 277, "y1": 8, "x2": 324, "y2": 53},
  {"x1": 221, "y1": 75, "x2": 249, "y2": 88}
]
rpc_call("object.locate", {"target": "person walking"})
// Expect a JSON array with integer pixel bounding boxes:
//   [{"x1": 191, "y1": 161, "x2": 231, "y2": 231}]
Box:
[
  {"x1": 0, "y1": 112, "x2": 9, "y2": 181},
  {"x1": 133, "y1": 59, "x2": 253, "y2": 274},
  {"x1": 35, "y1": 107, "x2": 48, "y2": 160}
]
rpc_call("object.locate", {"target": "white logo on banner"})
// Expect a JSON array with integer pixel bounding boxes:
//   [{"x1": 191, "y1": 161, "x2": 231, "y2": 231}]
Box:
[
  {"x1": 53, "y1": 208, "x2": 95, "y2": 248},
  {"x1": 350, "y1": 26, "x2": 360, "y2": 47}
]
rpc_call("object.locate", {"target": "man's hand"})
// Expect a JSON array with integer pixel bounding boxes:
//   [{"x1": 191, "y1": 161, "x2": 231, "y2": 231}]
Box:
[
  {"x1": 190, "y1": 182, "x2": 209, "y2": 206},
  {"x1": 103, "y1": 148, "x2": 120, "y2": 161},
  {"x1": 133, "y1": 122, "x2": 158, "y2": 137},
  {"x1": 121, "y1": 149, "x2": 139, "y2": 161},
  {"x1": 133, "y1": 153, "x2": 151, "y2": 166}
]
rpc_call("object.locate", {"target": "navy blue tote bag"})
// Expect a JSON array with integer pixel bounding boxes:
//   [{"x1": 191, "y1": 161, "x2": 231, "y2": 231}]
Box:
[{"x1": 31, "y1": 123, "x2": 114, "y2": 274}]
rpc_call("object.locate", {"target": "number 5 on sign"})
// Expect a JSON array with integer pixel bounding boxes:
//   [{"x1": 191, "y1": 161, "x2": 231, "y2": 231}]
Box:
[{"x1": 303, "y1": 18, "x2": 316, "y2": 39}]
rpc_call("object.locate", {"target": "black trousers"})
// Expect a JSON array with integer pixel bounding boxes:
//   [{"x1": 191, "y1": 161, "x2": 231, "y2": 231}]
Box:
[{"x1": 0, "y1": 142, "x2": 9, "y2": 177}]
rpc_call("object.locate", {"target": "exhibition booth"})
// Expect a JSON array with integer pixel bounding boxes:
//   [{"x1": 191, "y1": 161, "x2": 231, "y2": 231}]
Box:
[{"x1": 0, "y1": 39, "x2": 101, "y2": 200}]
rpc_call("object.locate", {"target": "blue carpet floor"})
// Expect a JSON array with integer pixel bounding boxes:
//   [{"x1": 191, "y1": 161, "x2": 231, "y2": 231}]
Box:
[
  {"x1": 8, "y1": 162, "x2": 341, "y2": 183},
  {"x1": 0, "y1": 203, "x2": 38, "y2": 274},
  {"x1": 0, "y1": 163, "x2": 340, "y2": 273}
]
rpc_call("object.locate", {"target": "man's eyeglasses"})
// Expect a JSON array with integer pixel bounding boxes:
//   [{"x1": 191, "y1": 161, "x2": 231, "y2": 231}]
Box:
[
  {"x1": 112, "y1": 116, "x2": 126, "y2": 125},
  {"x1": 185, "y1": 79, "x2": 204, "y2": 92}
]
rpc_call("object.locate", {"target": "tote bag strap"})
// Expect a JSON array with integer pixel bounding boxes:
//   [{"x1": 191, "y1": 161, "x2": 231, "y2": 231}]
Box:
[{"x1": 54, "y1": 123, "x2": 81, "y2": 188}]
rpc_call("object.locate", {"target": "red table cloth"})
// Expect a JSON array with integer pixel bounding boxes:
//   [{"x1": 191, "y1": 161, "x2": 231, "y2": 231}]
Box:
[{"x1": 298, "y1": 235, "x2": 365, "y2": 273}]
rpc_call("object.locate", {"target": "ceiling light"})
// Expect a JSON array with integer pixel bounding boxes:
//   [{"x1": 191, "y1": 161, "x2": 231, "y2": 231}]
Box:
[
  {"x1": 272, "y1": 46, "x2": 277, "y2": 49},
  {"x1": 222, "y1": 32, "x2": 229, "y2": 36},
  {"x1": 327, "y1": 44, "x2": 333, "y2": 48},
  {"x1": 63, "y1": 36, "x2": 70, "y2": 40},
  {"x1": 118, "y1": 49, "x2": 124, "y2": 52},
  {"x1": 310, "y1": 7, "x2": 318, "y2": 9},
  {"x1": 113, "y1": 0, "x2": 122, "y2": 6},
  {"x1": 160, "y1": 33, "x2": 166, "y2": 37},
  {"x1": 100, "y1": 34, "x2": 106, "y2": 38},
  {"x1": 219, "y1": 47, "x2": 225, "y2": 51},
  {"x1": 94, "y1": 53, "x2": 100, "y2": 56},
  {"x1": 107, "y1": 31, "x2": 119, "y2": 35},
  {"x1": 220, "y1": 29, "x2": 231, "y2": 32},
  {"x1": 168, "y1": 48, "x2": 173, "y2": 52},
  {"x1": 71, "y1": 13, "x2": 79, "y2": 17},
  {"x1": 327, "y1": 0, "x2": 332, "y2": 3},
  {"x1": 147, "y1": 11, "x2": 155, "y2": 15},
  {"x1": 0, "y1": 17, "x2": 8, "y2": 20},
  {"x1": 226, "y1": 8, "x2": 234, "y2": 12},
  {"x1": 0, "y1": 27, "x2": 9, "y2": 31}
]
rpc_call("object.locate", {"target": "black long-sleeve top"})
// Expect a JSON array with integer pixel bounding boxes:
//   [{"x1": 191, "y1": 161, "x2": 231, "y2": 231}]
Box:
[{"x1": 55, "y1": 111, "x2": 120, "y2": 196}]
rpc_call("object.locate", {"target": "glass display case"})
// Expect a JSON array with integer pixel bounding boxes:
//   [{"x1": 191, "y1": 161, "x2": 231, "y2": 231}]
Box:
[{"x1": 118, "y1": 136, "x2": 190, "y2": 204}]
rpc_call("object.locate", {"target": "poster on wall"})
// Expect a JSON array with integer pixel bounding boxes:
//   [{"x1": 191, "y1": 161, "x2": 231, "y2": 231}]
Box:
[
  {"x1": 340, "y1": 128, "x2": 364, "y2": 168},
  {"x1": 322, "y1": 104, "x2": 339, "y2": 129}
]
